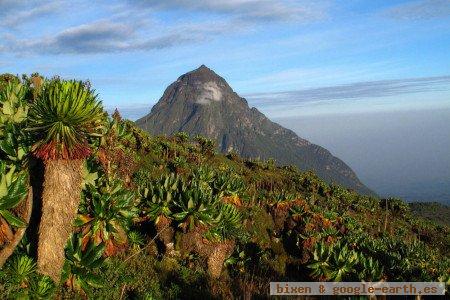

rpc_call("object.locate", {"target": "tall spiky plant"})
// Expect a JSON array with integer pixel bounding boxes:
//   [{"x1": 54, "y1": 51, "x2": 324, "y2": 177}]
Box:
[{"x1": 28, "y1": 80, "x2": 105, "y2": 282}]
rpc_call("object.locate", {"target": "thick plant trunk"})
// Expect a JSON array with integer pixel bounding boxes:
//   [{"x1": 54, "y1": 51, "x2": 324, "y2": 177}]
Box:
[
  {"x1": 207, "y1": 240, "x2": 235, "y2": 278},
  {"x1": 156, "y1": 215, "x2": 175, "y2": 254},
  {"x1": 37, "y1": 159, "x2": 83, "y2": 282}
]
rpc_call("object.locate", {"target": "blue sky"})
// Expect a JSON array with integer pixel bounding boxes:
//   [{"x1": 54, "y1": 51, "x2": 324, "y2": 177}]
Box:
[{"x1": 1, "y1": 0, "x2": 449, "y2": 119}]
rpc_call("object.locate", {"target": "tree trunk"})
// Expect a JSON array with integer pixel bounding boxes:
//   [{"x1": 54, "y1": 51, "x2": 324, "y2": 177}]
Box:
[{"x1": 37, "y1": 159, "x2": 83, "y2": 282}]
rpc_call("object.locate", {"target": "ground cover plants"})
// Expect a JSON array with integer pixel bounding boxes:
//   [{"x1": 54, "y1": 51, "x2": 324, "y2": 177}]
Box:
[{"x1": 0, "y1": 74, "x2": 448, "y2": 299}]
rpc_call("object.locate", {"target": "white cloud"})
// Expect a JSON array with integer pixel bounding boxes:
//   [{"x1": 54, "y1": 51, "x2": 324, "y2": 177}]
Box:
[
  {"x1": 384, "y1": 0, "x2": 450, "y2": 20},
  {"x1": 132, "y1": 0, "x2": 329, "y2": 22},
  {"x1": 0, "y1": 2, "x2": 61, "y2": 27},
  {"x1": 196, "y1": 81, "x2": 223, "y2": 104},
  {"x1": 1, "y1": 18, "x2": 246, "y2": 55}
]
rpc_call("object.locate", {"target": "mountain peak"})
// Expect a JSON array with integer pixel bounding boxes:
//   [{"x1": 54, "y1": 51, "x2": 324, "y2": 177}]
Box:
[
  {"x1": 178, "y1": 65, "x2": 226, "y2": 85},
  {"x1": 136, "y1": 68, "x2": 375, "y2": 196}
]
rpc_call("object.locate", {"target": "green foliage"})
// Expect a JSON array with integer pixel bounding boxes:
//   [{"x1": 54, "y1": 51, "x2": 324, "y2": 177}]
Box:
[
  {"x1": 128, "y1": 231, "x2": 145, "y2": 251},
  {"x1": 174, "y1": 131, "x2": 189, "y2": 143},
  {"x1": 62, "y1": 234, "x2": 105, "y2": 295},
  {"x1": 142, "y1": 173, "x2": 182, "y2": 222},
  {"x1": 381, "y1": 197, "x2": 410, "y2": 216},
  {"x1": 308, "y1": 241, "x2": 357, "y2": 281},
  {"x1": 269, "y1": 189, "x2": 296, "y2": 206},
  {"x1": 26, "y1": 276, "x2": 56, "y2": 299},
  {"x1": 0, "y1": 81, "x2": 31, "y2": 166},
  {"x1": 28, "y1": 80, "x2": 105, "y2": 159},
  {"x1": 169, "y1": 156, "x2": 188, "y2": 172},
  {"x1": 76, "y1": 178, "x2": 139, "y2": 245},
  {"x1": 81, "y1": 161, "x2": 99, "y2": 189},
  {"x1": 0, "y1": 82, "x2": 29, "y2": 125},
  {"x1": 0, "y1": 255, "x2": 56, "y2": 299},
  {"x1": 208, "y1": 203, "x2": 243, "y2": 241},
  {"x1": 9, "y1": 255, "x2": 36, "y2": 285},
  {"x1": 192, "y1": 165, "x2": 215, "y2": 184},
  {"x1": 212, "y1": 171, "x2": 245, "y2": 197},
  {"x1": 0, "y1": 163, "x2": 28, "y2": 228},
  {"x1": 172, "y1": 183, "x2": 217, "y2": 231},
  {"x1": 409, "y1": 201, "x2": 450, "y2": 227},
  {"x1": 308, "y1": 241, "x2": 383, "y2": 281},
  {"x1": 0, "y1": 74, "x2": 448, "y2": 298},
  {"x1": 194, "y1": 135, "x2": 215, "y2": 155}
]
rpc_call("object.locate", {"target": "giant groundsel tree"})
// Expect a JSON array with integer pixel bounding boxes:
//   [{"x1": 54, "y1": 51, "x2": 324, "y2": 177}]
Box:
[{"x1": 28, "y1": 80, "x2": 105, "y2": 282}]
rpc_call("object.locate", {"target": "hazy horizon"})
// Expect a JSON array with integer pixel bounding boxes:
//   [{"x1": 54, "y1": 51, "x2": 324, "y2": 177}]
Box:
[{"x1": 275, "y1": 108, "x2": 450, "y2": 204}]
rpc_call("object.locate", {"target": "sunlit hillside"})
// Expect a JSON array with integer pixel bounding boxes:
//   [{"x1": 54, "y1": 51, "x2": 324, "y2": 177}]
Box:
[{"x1": 0, "y1": 75, "x2": 448, "y2": 298}]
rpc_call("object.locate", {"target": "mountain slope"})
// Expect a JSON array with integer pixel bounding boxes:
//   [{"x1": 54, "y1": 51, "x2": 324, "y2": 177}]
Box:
[
  {"x1": 136, "y1": 65, "x2": 374, "y2": 195},
  {"x1": 410, "y1": 202, "x2": 450, "y2": 227}
]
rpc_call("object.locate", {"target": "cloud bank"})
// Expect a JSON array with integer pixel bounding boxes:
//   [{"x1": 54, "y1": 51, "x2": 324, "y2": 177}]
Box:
[
  {"x1": 131, "y1": 0, "x2": 328, "y2": 22},
  {"x1": 245, "y1": 76, "x2": 450, "y2": 105}
]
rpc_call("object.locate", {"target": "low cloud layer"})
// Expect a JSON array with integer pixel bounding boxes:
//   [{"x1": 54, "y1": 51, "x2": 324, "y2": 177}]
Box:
[{"x1": 245, "y1": 76, "x2": 450, "y2": 106}]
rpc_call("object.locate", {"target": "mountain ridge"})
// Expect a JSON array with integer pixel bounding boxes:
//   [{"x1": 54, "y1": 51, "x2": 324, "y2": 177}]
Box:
[{"x1": 136, "y1": 65, "x2": 375, "y2": 195}]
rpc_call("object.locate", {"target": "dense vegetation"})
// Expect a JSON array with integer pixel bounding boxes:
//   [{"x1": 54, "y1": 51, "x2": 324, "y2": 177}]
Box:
[
  {"x1": 410, "y1": 202, "x2": 450, "y2": 227},
  {"x1": 0, "y1": 74, "x2": 448, "y2": 299}
]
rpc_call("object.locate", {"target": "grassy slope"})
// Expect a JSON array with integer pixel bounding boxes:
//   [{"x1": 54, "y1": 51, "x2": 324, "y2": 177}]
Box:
[{"x1": 410, "y1": 202, "x2": 450, "y2": 227}]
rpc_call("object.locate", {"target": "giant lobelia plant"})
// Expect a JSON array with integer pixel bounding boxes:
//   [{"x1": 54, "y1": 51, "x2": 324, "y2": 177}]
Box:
[{"x1": 28, "y1": 80, "x2": 105, "y2": 282}]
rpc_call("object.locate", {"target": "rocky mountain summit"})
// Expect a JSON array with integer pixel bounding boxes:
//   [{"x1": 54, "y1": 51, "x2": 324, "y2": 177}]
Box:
[{"x1": 136, "y1": 65, "x2": 374, "y2": 195}]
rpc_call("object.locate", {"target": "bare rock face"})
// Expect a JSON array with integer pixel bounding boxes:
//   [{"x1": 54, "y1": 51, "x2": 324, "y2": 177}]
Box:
[{"x1": 136, "y1": 65, "x2": 374, "y2": 195}]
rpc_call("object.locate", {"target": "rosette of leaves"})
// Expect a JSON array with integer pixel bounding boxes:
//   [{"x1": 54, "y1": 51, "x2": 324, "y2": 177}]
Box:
[
  {"x1": 28, "y1": 79, "x2": 105, "y2": 160},
  {"x1": 127, "y1": 231, "x2": 145, "y2": 251},
  {"x1": 76, "y1": 178, "x2": 139, "y2": 256},
  {"x1": 212, "y1": 172, "x2": 245, "y2": 198},
  {"x1": 1, "y1": 255, "x2": 56, "y2": 299},
  {"x1": 207, "y1": 203, "x2": 243, "y2": 241},
  {"x1": 0, "y1": 81, "x2": 31, "y2": 167},
  {"x1": 0, "y1": 173, "x2": 31, "y2": 269},
  {"x1": 62, "y1": 234, "x2": 105, "y2": 295},
  {"x1": 308, "y1": 241, "x2": 358, "y2": 281},
  {"x1": 172, "y1": 183, "x2": 218, "y2": 232},
  {"x1": 96, "y1": 116, "x2": 136, "y2": 180},
  {"x1": 299, "y1": 171, "x2": 330, "y2": 197},
  {"x1": 224, "y1": 246, "x2": 249, "y2": 274},
  {"x1": 174, "y1": 131, "x2": 189, "y2": 143},
  {"x1": 269, "y1": 189, "x2": 296, "y2": 208},
  {"x1": 143, "y1": 174, "x2": 182, "y2": 223},
  {"x1": 191, "y1": 166, "x2": 215, "y2": 188},
  {"x1": 169, "y1": 156, "x2": 188, "y2": 173},
  {"x1": 0, "y1": 82, "x2": 29, "y2": 126},
  {"x1": 140, "y1": 174, "x2": 183, "y2": 251},
  {"x1": 355, "y1": 252, "x2": 383, "y2": 281},
  {"x1": 0, "y1": 163, "x2": 28, "y2": 245},
  {"x1": 8, "y1": 255, "x2": 36, "y2": 287}
]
